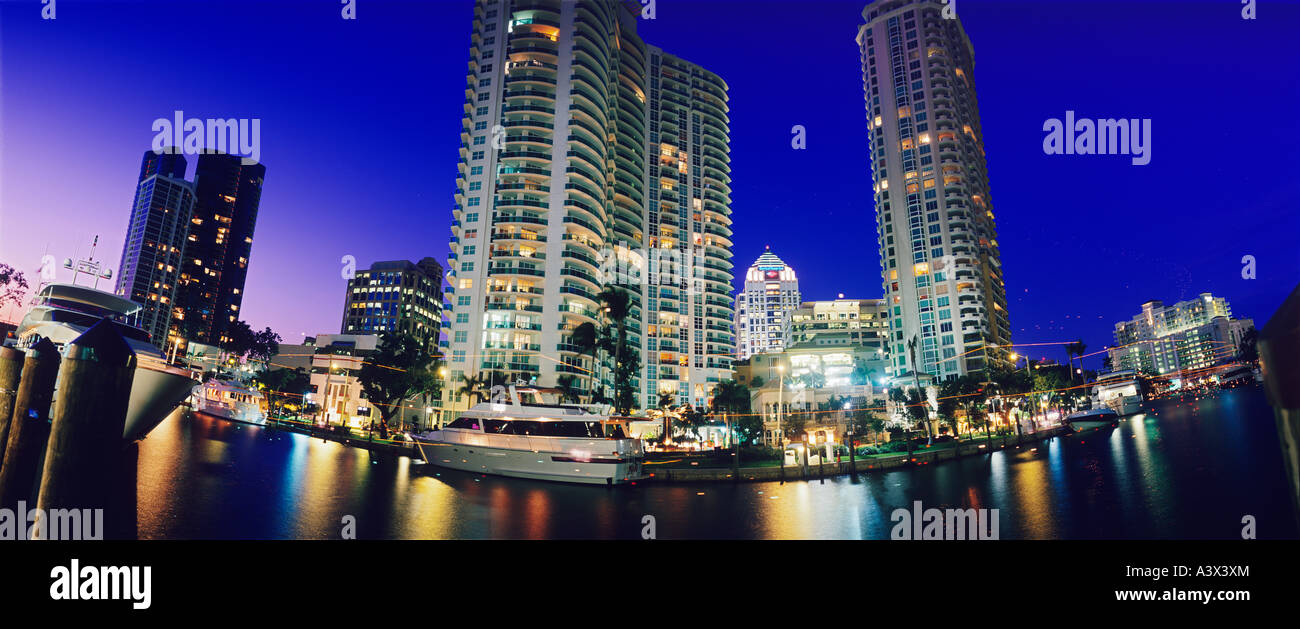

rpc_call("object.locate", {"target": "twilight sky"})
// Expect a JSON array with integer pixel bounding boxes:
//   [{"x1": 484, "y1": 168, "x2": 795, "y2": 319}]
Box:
[{"x1": 2, "y1": 0, "x2": 1297, "y2": 370}]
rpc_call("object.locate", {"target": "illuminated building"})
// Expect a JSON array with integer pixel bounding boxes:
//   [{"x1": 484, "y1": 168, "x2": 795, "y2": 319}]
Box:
[
  {"x1": 170, "y1": 151, "x2": 266, "y2": 346},
  {"x1": 444, "y1": 0, "x2": 734, "y2": 411},
  {"x1": 1109, "y1": 294, "x2": 1255, "y2": 375},
  {"x1": 341, "y1": 258, "x2": 444, "y2": 354},
  {"x1": 858, "y1": 0, "x2": 1012, "y2": 382},
  {"x1": 301, "y1": 333, "x2": 381, "y2": 429},
  {"x1": 735, "y1": 248, "x2": 799, "y2": 361},
  {"x1": 786, "y1": 298, "x2": 891, "y2": 386},
  {"x1": 115, "y1": 149, "x2": 196, "y2": 348}
]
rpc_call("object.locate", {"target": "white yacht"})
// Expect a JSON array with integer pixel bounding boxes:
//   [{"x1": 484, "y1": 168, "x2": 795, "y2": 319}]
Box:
[
  {"x1": 191, "y1": 376, "x2": 268, "y2": 425},
  {"x1": 412, "y1": 384, "x2": 647, "y2": 485},
  {"x1": 1064, "y1": 407, "x2": 1121, "y2": 432},
  {"x1": 1091, "y1": 370, "x2": 1145, "y2": 415},
  {"x1": 13, "y1": 282, "x2": 197, "y2": 441}
]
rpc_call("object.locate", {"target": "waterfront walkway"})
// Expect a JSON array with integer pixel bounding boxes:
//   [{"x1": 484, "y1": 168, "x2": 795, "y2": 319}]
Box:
[{"x1": 650, "y1": 426, "x2": 1073, "y2": 482}]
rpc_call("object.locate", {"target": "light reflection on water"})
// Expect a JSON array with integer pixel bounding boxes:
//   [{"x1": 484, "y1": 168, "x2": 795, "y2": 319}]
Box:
[{"x1": 134, "y1": 386, "x2": 1297, "y2": 540}]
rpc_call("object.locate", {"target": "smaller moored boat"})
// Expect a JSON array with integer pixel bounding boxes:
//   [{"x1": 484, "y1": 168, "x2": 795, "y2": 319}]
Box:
[
  {"x1": 1064, "y1": 407, "x2": 1120, "y2": 432},
  {"x1": 1091, "y1": 370, "x2": 1144, "y2": 415},
  {"x1": 191, "y1": 376, "x2": 268, "y2": 425}
]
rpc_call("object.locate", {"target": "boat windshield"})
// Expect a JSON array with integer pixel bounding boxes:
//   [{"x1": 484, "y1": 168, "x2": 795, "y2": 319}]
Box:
[
  {"x1": 476, "y1": 418, "x2": 607, "y2": 438},
  {"x1": 35, "y1": 309, "x2": 153, "y2": 344},
  {"x1": 39, "y1": 296, "x2": 127, "y2": 321}
]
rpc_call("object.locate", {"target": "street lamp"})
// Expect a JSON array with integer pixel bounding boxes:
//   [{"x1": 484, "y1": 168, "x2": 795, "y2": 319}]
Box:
[
  {"x1": 776, "y1": 363, "x2": 785, "y2": 449},
  {"x1": 438, "y1": 366, "x2": 450, "y2": 429}
]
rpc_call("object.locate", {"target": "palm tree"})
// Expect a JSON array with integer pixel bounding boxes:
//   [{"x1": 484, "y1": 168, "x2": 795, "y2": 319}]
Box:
[
  {"x1": 597, "y1": 286, "x2": 635, "y2": 414},
  {"x1": 555, "y1": 374, "x2": 583, "y2": 403},
  {"x1": 570, "y1": 321, "x2": 599, "y2": 402},
  {"x1": 937, "y1": 378, "x2": 963, "y2": 439},
  {"x1": 1065, "y1": 339, "x2": 1087, "y2": 384},
  {"x1": 657, "y1": 392, "x2": 675, "y2": 443},
  {"x1": 906, "y1": 335, "x2": 931, "y2": 444},
  {"x1": 956, "y1": 374, "x2": 988, "y2": 440},
  {"x1": 455, "y1": 373, "x2": 490, "y2": 406},
  {"x1": 889, "y1": 387, "x2": 913, "y2": 460},
  {"x1": 710, "y1": 379, "x2": 751, "y2": 447}
]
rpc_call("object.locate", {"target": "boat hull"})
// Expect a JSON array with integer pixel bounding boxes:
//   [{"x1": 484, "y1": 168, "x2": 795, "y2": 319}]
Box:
[
  {"x1": 124, "y1": 362, "x2": 198, "y2": 440},
  {"x1": 413, "y1": 438, "x2": 646, "y2": 485},
  {"x1": 1066, "y1": 409, "x2": 1121, "y2": 433},
  {"x1": 1068, "y1": 420, "x2": 1118, "y2": 432}
]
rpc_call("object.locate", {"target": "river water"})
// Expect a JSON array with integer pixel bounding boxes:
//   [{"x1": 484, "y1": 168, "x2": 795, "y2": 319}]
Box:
[{"x1": 134, "y1": 384, "x2": 1298, "y2": 540}]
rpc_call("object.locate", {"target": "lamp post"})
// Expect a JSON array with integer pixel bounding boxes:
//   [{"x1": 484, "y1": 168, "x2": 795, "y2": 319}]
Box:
[
  {"x1": 776, "y1": 363, "x2": 785, "y2": 448},
  {"x1": 777, "y1": 363, "x2": 785, "y2": 484},
  {"x1": 438, "y1": 365, "x2": 450, "y2": 429}
]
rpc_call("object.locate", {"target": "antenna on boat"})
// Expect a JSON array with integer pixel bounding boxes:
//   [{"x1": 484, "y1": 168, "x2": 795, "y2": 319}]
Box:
[{"x1": 63, "y1": 235, "x2": 115, "y2": 290}]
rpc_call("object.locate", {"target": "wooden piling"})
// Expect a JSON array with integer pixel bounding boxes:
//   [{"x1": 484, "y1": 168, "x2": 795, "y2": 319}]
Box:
[
  {"x1": 35, "y1": 320, "x2": 136, "y2": 537},
  {"x1": 0, "y1": 346, "x2": 24, "y2": 469},
  {"x1": 0, "y1": 338, "x2": 61, "y2": 510}
]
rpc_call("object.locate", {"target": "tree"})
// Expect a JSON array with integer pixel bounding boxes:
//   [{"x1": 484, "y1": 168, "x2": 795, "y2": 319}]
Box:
[
  {"x1": 710, "y1": 379, "x2": 751, "y2": 450},
  {"x1": 455, "y1": 372, "x2": 490, "y2": 406},
  {"x1": 1065, "y1": 339, "x2": 1087, "y2": 384},
  {"x1": 734, "y1": 414, "x2": 764, "y2": 446},
  {"x1": 1238, "y1": 328, "x2": 1259, "y2": 363},
  {"x1": 0, "y1": 263, "x2": 30, "y2": 312},
  {"x1": 256, "y1": 367, "x2": 309, "y2": 418},
  {"x1": 570, "y1": 321, "x2": 600, "y2": 402},
  {"x1": 906, "y1": 335, "x2": 932, "y2": 445},
  {"x1": 937, "y1": 378, "x2": 963, "y2": 439},
  {"x1": 655, "y1": 392, "x2": 675, "y2": 443},
  {"x1": 987, "y1": 365, "x2": 1029, "y2": 437},
  {"x1": 597, "y1": 286, "x2": 637, "y2": 415},
  {"x1": 249, "y1": 327, "x2": 281, "y2": 366},
  {"x1": 950, "y1": 374, "x2": 989, "y2": 439},
  {"x1": 889, "y1": 387, "x2": 927, "y2": 461},
  {"x1": 219, "y1": 319, "x2": 256, "y2": 362},
  {"x1": 1031, "y1": 366, "x2": 1068, "y2": 429},
  {"x1": 711, "y1": 379, "x2": 751, "y2": 416},
  {"x1": 357, "y1": 332, "x2": 436, "y2": 428},
  {"x1": 748, "y1": 375, "x2": 765, "y2": 389},
  {"x1": 412, "y1": 360, "x2": 445, "y2": 430},
  {"x1": 847, "y1": 402, "x2": 879, "y2": 455},
  {"x1": 677, "y1": 406, "x2": 708, "y2": 445},
  {"x1": 555, "y1": 374, "x2": 583, "y2": 403}
]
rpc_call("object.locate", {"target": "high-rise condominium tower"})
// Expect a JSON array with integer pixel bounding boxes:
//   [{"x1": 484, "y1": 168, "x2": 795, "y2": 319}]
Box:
[
  {"x1": 445, "y1": 0, "x2": 734, "y2": 411},
  {"x1": 172, "y1": 152, "x2": 266, "y2": 347},
  {"x1": 116, "y1": 149, "x2": 196, "y2": 348},
  {"x1": 858, "y1": 0, "x2": 1011, "y2": 382},
  {"x1": 734, "y1": 248, "x2": 799, "y2": 361},
  {"x1": 1109, "y1": 294, "x2": 1255, "y2": 376}
]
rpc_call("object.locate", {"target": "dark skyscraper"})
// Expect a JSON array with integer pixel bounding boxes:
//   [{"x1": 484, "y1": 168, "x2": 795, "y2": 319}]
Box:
[
  {"x1": 172, "y1": 152, "x2": 266, "y2": 346},
  {"x1": 115, "y1": 149, "x2": 196, "y2": 348},
  {"x1": 138, "y1": 148, "x2": 187, "y2": 182}
]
